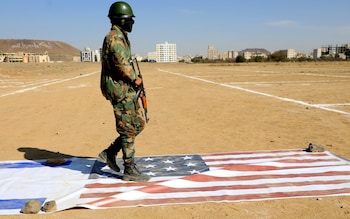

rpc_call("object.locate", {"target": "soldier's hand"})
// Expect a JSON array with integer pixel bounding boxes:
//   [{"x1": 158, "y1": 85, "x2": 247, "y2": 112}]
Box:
[{"x1": 134, "y1": 77, "x2": 142, "y2": 86}]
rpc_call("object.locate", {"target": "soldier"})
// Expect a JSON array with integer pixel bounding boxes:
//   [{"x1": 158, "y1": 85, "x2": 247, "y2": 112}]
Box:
[{"x1": 98, "y1": 1, "x2": 150, "y2": 182}]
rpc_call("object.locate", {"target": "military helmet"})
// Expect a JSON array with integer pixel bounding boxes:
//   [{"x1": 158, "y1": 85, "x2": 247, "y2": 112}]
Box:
[{"x1": 108, "y1": 1, "x2": 135, "y2": 19}]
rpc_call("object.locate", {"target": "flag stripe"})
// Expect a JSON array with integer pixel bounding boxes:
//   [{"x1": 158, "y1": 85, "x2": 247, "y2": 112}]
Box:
[
  {"x1": 84, "y1": 187, "x2": 350, "y2": 208},
  {"x1": 111, "y1": 188, "x2": 350, "y2": 208},
  {"x1": 212, "y1": 163, "x2": 347, "y2": 171},
  {"x1": 81, "y1": 179, "x2": 350, "y2": 199},
  {"x1": 203, "y1": 153, "x2": 331, "y2": 162},
  {"x1": 100, "y1": 183, "x2": 350, "y2": 202},
  {"x1": 172, "y1": 170, "x2": 350, "y2": 182},
  {"x1": 81, "y1": 173, "x2": 350, "y2": 196},
  {"x1": 202, "y1": 153, "x2": 347, "y2": 167}
]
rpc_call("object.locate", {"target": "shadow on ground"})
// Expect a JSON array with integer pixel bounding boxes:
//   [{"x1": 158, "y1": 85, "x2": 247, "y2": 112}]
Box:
[
  {"x1": 17, "y1": 147, "x2": 90, "y2": 160},
  {"x1": 16, "y1": 146, "x2": 121, "y2": 179}
]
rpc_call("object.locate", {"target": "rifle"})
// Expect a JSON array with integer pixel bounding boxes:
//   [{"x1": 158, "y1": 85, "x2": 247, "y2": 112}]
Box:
[{"x1": 130, "y1": 58, "x2": 149, "y2": 123}]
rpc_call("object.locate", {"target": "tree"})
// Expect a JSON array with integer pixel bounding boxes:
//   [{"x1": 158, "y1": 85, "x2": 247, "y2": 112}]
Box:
[
  {"x1": 191, "y1": 56, "x2": 203, "y2": 63},
  {"x1": 269, "y1": 50, "x2": 288, "y2": 62},
  {"x1": 235, "y1": 55, "x2": 246, "y2": 63},
  {"x1": 251, "y1": 56, "x2": 265, "y2": 62}
]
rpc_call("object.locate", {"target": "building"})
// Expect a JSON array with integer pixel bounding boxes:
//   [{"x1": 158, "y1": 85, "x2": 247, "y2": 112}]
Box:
[
  {"x1": 219, "y1": 52, "x2": 229, "y2": 60},
  {"x1": 281, "y1": 49, "x2": 297, "y2": 59},
  {"x1": 156, "y1": 41, "x2": 177, "y2": 63},
  {"x1": 80, "y1": 48, "x2": 100, "y2": 62},
  {"x1": 0, "y1": 52, "x2": 50, "y2": 63},
  {"x1": 208, "y1": 45, "x2": 219, "y2": 60},
  {"x1": 313, "y1": 44, "x2": 350, "y2": 60},
  {"x1": 220, "y1": 51, "x2": 239, "y2": 60},
  {"x1": 238, "y1": 48, "x2": 270, "y2": 60},
  {"x1": 220, "y1": 51, "x2": 238, "y2": 60},
  {"x1": 147, "y1": 52, "x2": 157, "y2": 62},
  {"x1": 228, "y1": 51, "x2": 239, "y2": 60},
  {"x1": 243, "y1": 51, "x2": 253, "y2": 60},
  {"x1": 313, "y1": 48, "x2": 324, "y2": 59}
]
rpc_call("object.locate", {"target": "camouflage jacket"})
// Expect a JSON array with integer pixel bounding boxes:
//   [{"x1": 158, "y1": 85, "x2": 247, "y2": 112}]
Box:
[{"x1": 100, "y1": 25, "x2": 136, "y2": 101}]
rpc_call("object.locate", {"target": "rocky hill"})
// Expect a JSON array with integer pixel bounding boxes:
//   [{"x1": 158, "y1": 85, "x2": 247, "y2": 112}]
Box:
[
  {"x1": 0, "y1": 39, "x2": 81, "y2": 62},
  {"x1": 239, "y1": 48, "x2": 271, "y2": 55}
]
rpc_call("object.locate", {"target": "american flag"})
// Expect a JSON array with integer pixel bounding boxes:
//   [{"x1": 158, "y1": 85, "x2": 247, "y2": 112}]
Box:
[{"x1": 78, "y1": 149, "x2": 350, "y2": 209}]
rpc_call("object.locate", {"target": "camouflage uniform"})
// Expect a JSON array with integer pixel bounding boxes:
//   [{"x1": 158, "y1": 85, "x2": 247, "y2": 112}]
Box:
[{"x1": 100, "y1": 24, "x2": 145, "y2": 164}]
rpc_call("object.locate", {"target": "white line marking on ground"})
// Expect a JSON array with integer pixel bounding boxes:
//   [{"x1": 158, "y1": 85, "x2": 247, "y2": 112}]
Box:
[
  {"x1": 3, "y1": 79, "x2": 63, "y2": 89},
  {"x1": 296, "y1": 73, "x2": 350, "y2": 79},
  {"x1": 221, "y1": 68, "x2": 350, "y2": 79},
  {"x1": 0, "y1": 71, "x2": 98, "y2": 97},
  {"x1": 158, "y1": 68, "x2": 350, "y2": 117},
  {"x1": 315, "y1": 103, "x2": 350, "y2": 107},
  {"x1": 68, "y1": 83, "x2": 90, "y2": 89},
  {"x1": 227, "y1": 80, "x2": 347, "y2": 85}
]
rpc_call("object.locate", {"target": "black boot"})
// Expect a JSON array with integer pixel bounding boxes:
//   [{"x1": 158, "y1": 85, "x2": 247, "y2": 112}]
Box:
[
  {"x1": 123, "y1": 162, "x2": 150, "y2": 182},
  {"x1": 98, "y1": 139, "x2": 121, "y2": 172},
  {"x1": 98, "y1": 149, "x2": 120, "y2": 172}
]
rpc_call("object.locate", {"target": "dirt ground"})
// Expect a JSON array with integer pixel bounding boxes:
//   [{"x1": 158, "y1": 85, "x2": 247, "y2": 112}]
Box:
[{"x1": 1, "y1": 61, "x2": 350, "y2": 219}]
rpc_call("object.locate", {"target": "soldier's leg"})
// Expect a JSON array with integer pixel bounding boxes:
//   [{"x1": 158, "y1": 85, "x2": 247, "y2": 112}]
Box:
[{"x1": 115, "y1": 100, "x2": 149, "y2": 181}]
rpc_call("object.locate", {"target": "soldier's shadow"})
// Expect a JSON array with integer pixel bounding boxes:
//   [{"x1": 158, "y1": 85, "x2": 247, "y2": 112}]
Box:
[
  {"x1": 17, "y1": 146, "x2": 122, "y2": 179},
  {"x1": 17, "y1": 146, "x2": 86, "y2": 160}
]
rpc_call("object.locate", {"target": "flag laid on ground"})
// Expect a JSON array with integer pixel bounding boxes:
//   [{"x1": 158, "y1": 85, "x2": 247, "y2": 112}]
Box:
[
  {"x1": 1, "y1": 149, "x2": 350, "y2": 215},
  {"x1": 78, "y1": 149, "x2": 350, "y2": 208}
]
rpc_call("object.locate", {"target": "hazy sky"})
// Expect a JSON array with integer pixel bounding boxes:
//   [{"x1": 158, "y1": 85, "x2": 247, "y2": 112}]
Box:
[{"x1": 1, "y1": 0, "x2": 349, "y2": 56}]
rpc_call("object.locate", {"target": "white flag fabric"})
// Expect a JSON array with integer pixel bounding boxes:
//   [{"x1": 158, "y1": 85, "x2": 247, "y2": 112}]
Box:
[
  {"x1": 0, "y1": 158, "x2": 95, "y2": 215},
  {"x1": 1, "y1": 149, "x2": 350, "y2": 215}
]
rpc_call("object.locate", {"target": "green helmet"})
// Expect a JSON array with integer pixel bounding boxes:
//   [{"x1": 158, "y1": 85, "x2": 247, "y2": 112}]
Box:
[{"x1": 108, "y1": 1, "x2": 135, "y2": 19}]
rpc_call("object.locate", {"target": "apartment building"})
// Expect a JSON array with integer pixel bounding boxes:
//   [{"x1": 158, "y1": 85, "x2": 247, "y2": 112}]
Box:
[
  {"x1": 208, "y1": 45, "x2": 219, "y2": 60},
  {"x1": 282, "y1": 49, "x2": 297, "y2": 59},
  {"x1": 156, "y1": 42, "x2": 177, "y2": 63}
]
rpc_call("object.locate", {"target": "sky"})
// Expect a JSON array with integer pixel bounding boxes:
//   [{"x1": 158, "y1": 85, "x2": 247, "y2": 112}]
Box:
[{"x1": 1, "y1": 0, "x2": 349, "y2": 56}]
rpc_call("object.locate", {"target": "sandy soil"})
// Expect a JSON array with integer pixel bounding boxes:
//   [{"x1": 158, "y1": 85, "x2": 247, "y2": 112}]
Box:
[{"x1": 1, "y1": 61, "x2": 350, "y2": 219}]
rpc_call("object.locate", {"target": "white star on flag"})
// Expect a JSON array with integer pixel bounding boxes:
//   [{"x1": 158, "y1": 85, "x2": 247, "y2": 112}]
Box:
[
  {"x1": 186, "y1": 162, "x2": 196, "y2": 167},
  {"x1": 189, "y1": 169, "x2": 201, "y2": 174},
  {"x1": 183, "y1": 156, "x2": 192, "y2": 160},
  {"x1": 146, "y1": 171, "x2": 157, "y2": 176},
  {"x1": 144, "y1": 164, "x2": 156, "y2": 169},
  {"x1": 144, "y1": 157, "x2": 154, "y2": 161},
  {"x1": 165, "y1": 166, "x2": 177, "y2": 171}
]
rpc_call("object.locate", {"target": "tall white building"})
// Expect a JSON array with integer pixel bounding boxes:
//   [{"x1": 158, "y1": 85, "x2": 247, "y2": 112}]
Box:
[
  {"x1": 208, "y1": 45, "x2": 219, "y2": 60},
  {"x1": 156, "y1": 41, "x2": 177, "y2": 63},
  {"x1": 286, "y1": 49, "x2": 297, "y2": 59},
  {"x1": 228, "y1": 51, "x2": 239, "y2": 59},
  {"x1": 313, "y1": 48, "x2": 323, "y2": 59}
]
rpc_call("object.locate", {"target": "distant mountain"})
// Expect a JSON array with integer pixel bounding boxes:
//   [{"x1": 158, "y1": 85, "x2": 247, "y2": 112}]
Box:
[{"x1": 0, "y1": 39, "x2": 81, "y2": 62}]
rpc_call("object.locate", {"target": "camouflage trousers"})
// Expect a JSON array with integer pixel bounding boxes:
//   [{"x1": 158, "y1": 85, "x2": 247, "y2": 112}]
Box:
[{"x1": 111, "y1": 96, "x2": 145, "y2": 163}]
